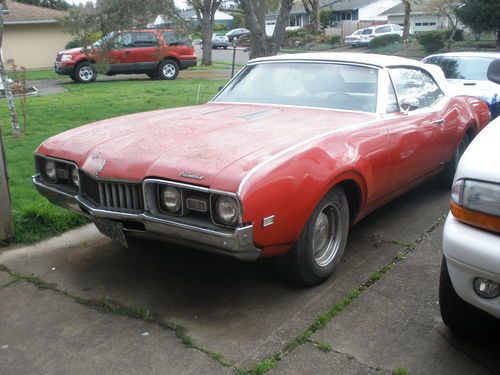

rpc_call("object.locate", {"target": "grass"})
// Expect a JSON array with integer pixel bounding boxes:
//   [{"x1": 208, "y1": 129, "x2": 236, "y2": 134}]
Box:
[{"x1": 0, "y1": 77, "x2": 226, "y2": 243}]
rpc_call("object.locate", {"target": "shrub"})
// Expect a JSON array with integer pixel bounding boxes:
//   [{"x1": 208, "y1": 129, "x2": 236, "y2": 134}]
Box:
[
  {"x1": 443, "y1": 28, "x2": 464, "y2": 41},
  {"x1": 319, "y1": 9, "x2": 333, "y2": 29},
  {"x1": 416, "y1": 30, "x2": 446, "y2": 53},
  {"x1": 330, "y1": 35, "x2": 342, "y2": 45},
  {"x1": 213, "y1": 23, "x2": 228, "y2": 31},
  {"x1": 369, "y1": 34, "x2": 401, "y2": 49},
  {"x1": 65, "y1": 39, "x2": 85, "y2": 49}
]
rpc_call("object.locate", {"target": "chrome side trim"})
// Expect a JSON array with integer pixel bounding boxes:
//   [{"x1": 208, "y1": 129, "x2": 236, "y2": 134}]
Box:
[{"x1": 33, "y1": 175, "x2": 261, "y2": 261}]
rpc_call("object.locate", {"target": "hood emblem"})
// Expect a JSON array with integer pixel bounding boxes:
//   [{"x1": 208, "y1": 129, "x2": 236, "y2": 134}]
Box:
[
  {"x1": 179, "y1": 171, "x2": 204, "y2": 180},
  {"x1": 95, "y1": 159, "x2": 107, "y2": 177}
]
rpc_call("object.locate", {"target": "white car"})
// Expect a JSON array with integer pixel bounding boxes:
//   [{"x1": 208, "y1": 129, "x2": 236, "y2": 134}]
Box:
[
  {"x1": 344, "y1": 24, "x2": 404, "y2": 47},
  {"x1": 440, "y1": 60, "x2": 500, "y2": 332}
]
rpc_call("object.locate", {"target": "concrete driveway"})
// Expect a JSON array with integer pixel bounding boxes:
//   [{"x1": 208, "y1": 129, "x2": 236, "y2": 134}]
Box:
[{"x1": 1, "y1": 180, "x2": 499, "y2": 375}]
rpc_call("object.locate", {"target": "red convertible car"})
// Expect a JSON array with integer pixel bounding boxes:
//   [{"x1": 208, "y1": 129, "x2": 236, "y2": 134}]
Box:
[{"x1": 33, "y1": 53, "x2": 490, "y2": 285}]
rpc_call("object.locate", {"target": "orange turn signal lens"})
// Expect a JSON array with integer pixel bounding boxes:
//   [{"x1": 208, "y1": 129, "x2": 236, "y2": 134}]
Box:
[{"x1": 451, "y1": 201, "x2": 500, "y2": 234}]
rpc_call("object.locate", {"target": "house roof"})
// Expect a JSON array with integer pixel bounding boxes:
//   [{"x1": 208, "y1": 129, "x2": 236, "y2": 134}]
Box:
[
  {"x1": 381, "y1": 2, "x2": 434, "y2": 16},
  {"x1": 2, "y1": 0, "x2": 67, "y2": 25},
  {"x1": 269, "y1": 0, "x2": 392, "y2": 17}
]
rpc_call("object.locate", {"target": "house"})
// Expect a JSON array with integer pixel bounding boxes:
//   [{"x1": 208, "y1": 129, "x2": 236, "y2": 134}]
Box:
[
  {"x1": 153, "y1": 10, "x2": 234, "y2": 29},
  {"x1": 265, "y1": 0, "x2": 400, "y2": 35},
  {"x1": 2, "y1": 1, "x2": 71, "y2": 70},
  {"x1": 381, "y1": 3, "x2": 457, "y2": 32}
]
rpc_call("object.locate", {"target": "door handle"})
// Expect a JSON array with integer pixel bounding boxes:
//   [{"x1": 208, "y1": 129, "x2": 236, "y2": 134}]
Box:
[{"x1": 433, "y1": 119, "x2": 445, "y2": 125}]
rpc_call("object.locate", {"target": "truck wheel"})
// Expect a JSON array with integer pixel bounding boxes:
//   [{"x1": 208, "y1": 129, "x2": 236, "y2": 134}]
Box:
[
  {"x1": 439, "y1": 257, "x2": 496, "y2": 334},
  {"x1": 73, "y1": 62, "x2": 97, "y2": 83},
  {"x1": 146, "y1": 72, "x2": 159, "y2": 79},
  {"x1": 158, "y1": 60, "x2": 179, "y2": 80},
  {"x1": 276, "y1": 186, "x2": 349, "y2": 286}
]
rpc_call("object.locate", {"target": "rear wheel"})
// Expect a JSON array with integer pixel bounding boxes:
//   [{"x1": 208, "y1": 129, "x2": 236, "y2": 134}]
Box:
[
  {"x1": 437, "y1": 134, "x2": 469, "y2": 188},
  {"x1": 276, "y1": 186, "x2": 349, "y2": 286},
  {"x1": 158, "y1": 59, "x2": 179, "y2": 80},
  {"x1": 73, "y1": 62, "x2": 97, "y2": 83}
]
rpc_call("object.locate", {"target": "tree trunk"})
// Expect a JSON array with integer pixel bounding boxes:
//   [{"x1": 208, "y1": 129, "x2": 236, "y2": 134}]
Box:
[
  {"x1": 242, "y1": 0, "x2": 294, "y2": 59},
  {"x1": 402, "y1": 0, "x2": 411, "y2": 41},
  {"x1": 0, "y1": 8, "x2": 21, "y2": 137},
  {"x1": 0, "y1": 122, "x2": 13, "y2": 241},
  {"x1": 302, "y1": 0, "x2": 320, "y2": 33},
  {"x1": 200, "y1": 10, "x2": 213, "y2": 65},
  {"x1": 497, "y1": 27, "x2": 500, "y2": 51}
]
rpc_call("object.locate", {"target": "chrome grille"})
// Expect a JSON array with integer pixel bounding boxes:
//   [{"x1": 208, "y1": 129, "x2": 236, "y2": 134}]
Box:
[
  {"x1": 56, "y1": 53, "x2": 62, "y2": 62},
  {"x1": 80, "y1": 173, "x2": 144, "y2": 212}
]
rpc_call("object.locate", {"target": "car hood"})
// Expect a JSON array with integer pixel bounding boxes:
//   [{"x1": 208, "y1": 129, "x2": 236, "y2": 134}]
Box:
[
  {"x1": 455, "y1": 117, "x2": 500, "y2": 184},
  {"x1": 58, "y1": 47, "x2": 84, "y2": 55},
  {"x1": 447, "y1": 79, "x2": 499, "y2": 104},
  {"x1": 37, "y1": 103, "x2": 377, "y2": 192}
]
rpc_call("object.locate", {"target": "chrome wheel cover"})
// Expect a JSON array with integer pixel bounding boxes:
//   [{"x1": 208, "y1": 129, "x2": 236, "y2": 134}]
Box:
[
  {"x1": 162, "y1": 63, "x2": 176, "y2": 78},
  {"x1": 312, "y1": 203, "x2": 342, "y2": 267},
  {"x1": 78, "y1": 66, "x2": 94, "y2": 81}
]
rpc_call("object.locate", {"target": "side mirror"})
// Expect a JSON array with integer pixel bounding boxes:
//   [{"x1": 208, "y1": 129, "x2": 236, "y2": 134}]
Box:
[
  {"x1": 487, "y1": 59, "x2": 500, "y2": 84},
  {"x1": 401, "y1": 97, "x2": 420, "y2": 112}
]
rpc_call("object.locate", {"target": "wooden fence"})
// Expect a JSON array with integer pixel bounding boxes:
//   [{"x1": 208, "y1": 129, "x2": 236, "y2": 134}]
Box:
[{"x1": 325, "y1": 21, "x2": 386, "y2": 38}]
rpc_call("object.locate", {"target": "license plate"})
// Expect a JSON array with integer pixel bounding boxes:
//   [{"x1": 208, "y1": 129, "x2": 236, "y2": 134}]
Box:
[{"x1": 94, "y1": 218, "x2": 128, "y2": 248}]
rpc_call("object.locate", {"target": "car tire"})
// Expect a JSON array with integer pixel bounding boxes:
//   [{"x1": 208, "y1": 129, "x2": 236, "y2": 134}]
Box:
[
  {"x1": 146, "y1": 72, "x2": 159, "y2": 79},
  {"x1": 276, "y1": 186, "x2": 349, "y2": 286},
  {"x1": 73, "y1": 62, "x2": 97, "y2": 83},
  {"x1": 439, "y1": 256, "x2": 497, "y2": 334},
  {"x1": 224, "y1": 46, "x2": 228, "y2": 50},
  {"x1": 437, "y1": 134, "x2": 469, "y2": 188},
  {"x1": 158, "y1": 59, "x2": 179, "y2": 80}
]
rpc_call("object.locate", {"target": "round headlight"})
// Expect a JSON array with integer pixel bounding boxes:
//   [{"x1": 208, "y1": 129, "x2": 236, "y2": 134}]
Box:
[
  {"x1": 160, "y1": 186, "x2": 182, "y2": 213},
  {"x1": 215, "y1": 196, "x2": 239, "y2": 226},
  {"x1": 45, "y1": 160, "x2": 57, "y2": 181},
  {"x1": 70, "y1": 166, "x2": 80, "y2": 188}
]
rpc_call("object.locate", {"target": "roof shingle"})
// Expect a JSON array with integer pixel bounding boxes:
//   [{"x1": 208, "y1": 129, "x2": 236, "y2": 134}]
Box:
[{"x1": 2, "y1": 0, "x2": 67, "y2": 25}]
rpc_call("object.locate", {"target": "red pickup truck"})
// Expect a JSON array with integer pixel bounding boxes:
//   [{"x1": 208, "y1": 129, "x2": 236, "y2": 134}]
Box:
[{"x1": 54, "y1": 29, "x2": 197, "y2": 83}]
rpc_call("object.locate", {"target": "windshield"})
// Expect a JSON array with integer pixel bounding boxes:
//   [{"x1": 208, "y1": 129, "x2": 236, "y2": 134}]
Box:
[
  {"x1": 213, "y1": 62, "x2": 379, "y2": 112},
  {"x1": 425, "y1": 56, "x2": 497, "y2": 80}
]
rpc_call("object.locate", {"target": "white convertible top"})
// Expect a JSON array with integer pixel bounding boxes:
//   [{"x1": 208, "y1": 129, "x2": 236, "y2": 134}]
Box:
[{"x1": 249, "y1": 52, "x2": 452, "y2": 96}]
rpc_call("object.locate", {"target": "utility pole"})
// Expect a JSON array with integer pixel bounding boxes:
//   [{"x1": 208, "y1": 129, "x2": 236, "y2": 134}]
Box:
[{"x1": 0, "y1": 1, "x2": 13, "y2": 241}]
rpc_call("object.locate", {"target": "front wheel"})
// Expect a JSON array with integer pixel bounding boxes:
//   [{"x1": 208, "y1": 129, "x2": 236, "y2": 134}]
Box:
[
  {"x1": 73, "y1": 62, "x2": 97, "y2": 83},
  {"x1": 158, "y1": 60, "x2": 179, "y2": 80},
  {"x1": 439, "y1": 257, "x2": 496, "y2": 334},
  {"x1": 276, "y1": 186, "x2": 349, "y2": 286}
]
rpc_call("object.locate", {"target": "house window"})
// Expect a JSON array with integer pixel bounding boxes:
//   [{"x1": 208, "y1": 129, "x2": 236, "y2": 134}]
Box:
[
  {"x1": 333, "y1": 11, "x2": 352, "y2": 21},
  {"x1": 429, "y1": 22, "x2": 436, "y2": 26},
  {"x1": 415, "y1": 22, "x2": 422, "y2": 26},
  {"x1": 289, "y1": 15, "x2": 301, "y2": 27}
]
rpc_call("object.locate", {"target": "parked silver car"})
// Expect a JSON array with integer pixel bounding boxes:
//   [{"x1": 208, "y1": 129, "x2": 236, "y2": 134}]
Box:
[{"x1": 345, "y1": 24, "x2": 404, "y2": 46}]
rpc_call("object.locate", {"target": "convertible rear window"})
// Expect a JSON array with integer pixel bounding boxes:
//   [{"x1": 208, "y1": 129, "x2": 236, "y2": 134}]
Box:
[{"x1": 213, "y1": 62, "x2": 378, "y2": 112}]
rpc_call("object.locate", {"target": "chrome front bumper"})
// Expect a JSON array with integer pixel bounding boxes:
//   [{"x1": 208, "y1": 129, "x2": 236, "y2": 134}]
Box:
[{"x1": 32, "y1": 175, "x2": 261, "y2": 261}]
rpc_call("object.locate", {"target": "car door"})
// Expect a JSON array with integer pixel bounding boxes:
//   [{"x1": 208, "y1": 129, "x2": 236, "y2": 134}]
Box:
[
  {"x1": 130, "y1": 31, "x2": 161, "y2": 72},
  {"x1": 108, "y1": 32, "x2": 135, "y2": 73},
  {"x1": 384, "y1": 67, "x2": 446, "y2": 190}
]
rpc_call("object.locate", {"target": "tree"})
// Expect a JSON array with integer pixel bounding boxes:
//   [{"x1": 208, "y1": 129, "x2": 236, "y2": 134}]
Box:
[
  {"x1": 0, "y1": 1, "x2": 14, "y2": 241},
  {"x1": 302, "y1": 0, "x2": 319, "y2": 33},
  {"x1": 425, "y1": 0, "x2": 461, "y2": 41},
  {"x1": 14, "y1": 0, "x2": 70, "y2": 10},
  {"x1": 401, "y1": 0, "x2": 412, "y2": 40},
  {"x1": 187, "y1": 0, "x2": 222, "y2": 66},
  {"x1": 456, "y1": 0, "x2": 500, "y2": 50},
  {"x1": 240, "y1": 0, "x2": 294, "y2": 59},
  {"x1": 61, "y1": 0, "x2": 182, "y2": 48}
]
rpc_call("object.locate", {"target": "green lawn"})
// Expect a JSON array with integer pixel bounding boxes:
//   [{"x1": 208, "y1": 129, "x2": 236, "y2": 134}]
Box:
[{"x1": 0, "y1": 77, "x2": 226, "y2": 243}]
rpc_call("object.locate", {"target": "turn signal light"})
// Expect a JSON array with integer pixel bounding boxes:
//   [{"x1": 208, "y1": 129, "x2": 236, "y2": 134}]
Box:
[{"x1": 451, "y1": 201, "x2": 500, "y2": 234}]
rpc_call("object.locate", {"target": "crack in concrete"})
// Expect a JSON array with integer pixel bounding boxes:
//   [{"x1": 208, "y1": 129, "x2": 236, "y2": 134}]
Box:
[
  {"x1": 0, "y1": 264, "x2": 235, "y2": 370},
  {"x1": 308, "y1": 338, "x2": 386, "y2": 372},
  {"x1": 434, "y1": 327, "x2": 497, "y2": 375}
]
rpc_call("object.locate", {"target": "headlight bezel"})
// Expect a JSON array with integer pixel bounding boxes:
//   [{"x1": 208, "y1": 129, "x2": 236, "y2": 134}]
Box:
[
  {"x1": 450, "y1": 178, "x2": 500, "y2": 234},
  {"x1": 60, "y1": 54, "x2": 73, "y2": 62},
  {"x1": 37, "y1": 156, "x2": 80, "y2": 190},
  {"x1": 158, "y1": 185, "x2": 183, "y2": 215},
  {"x1": 213, "y1": 195, "x2": 240, "y2": 227}
]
